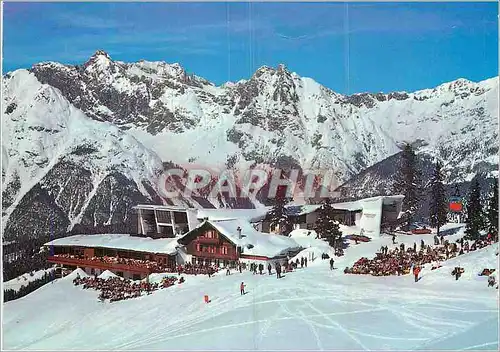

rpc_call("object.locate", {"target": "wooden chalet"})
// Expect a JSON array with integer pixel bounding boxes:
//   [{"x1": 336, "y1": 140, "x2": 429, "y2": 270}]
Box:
[{"x1": 177, "y1": 219, "x2": 302, "y2": 268}]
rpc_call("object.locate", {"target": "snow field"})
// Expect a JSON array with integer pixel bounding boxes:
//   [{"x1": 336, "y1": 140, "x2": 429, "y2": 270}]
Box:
[{"x1": 3, "y1": 227, "x2": 498, "y2": 350}]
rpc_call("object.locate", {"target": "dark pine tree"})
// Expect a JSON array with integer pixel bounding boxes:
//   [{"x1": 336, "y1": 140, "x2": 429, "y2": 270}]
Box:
[
  {"x1": 428, "y1": 160, "x2": 448, "y2": 236},
  {"x1": 314, "y1": 198, "x2": 343, "y2": 247},
  {"x1": 393, "y1": 143, "x2": 422, "y2": 229},
  {"x1": 266, "y1": 186, "x2": 292, "y2": 236},
  {"x1": 464, "y1": 178, "x2": 484, "y2": 240},
  {"x1": 315, "y1": 198, "x2": 333, "y2": 238},
  {"x1": 486, "y1": 178, "x2": 498, "y2": 241}
]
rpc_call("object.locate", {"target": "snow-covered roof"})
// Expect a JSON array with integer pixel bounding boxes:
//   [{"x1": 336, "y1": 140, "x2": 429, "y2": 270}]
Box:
[
  {"x1": 330, "y1": 195, "x2": 405, "y2": 212},
  {"x1": 196, "y1": 208, "x2": 271, "y2": 222},
  {"x1": 285, "y1": 205, "x2": 322, "y2": 216},
  {"x1": 133, "y1": 204, "x2": 192, "y2": 212},
  {"x1": 180, "y1": 219, "x2": 302, "y2": 259},
  {"x1": 44, "y1": 234, "x2": 179, "y2": 255}
]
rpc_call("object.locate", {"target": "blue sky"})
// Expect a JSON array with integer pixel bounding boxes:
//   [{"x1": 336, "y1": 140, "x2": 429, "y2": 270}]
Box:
[{"x1": 3, "y1": 2, "x2": 498, "y2": 94}]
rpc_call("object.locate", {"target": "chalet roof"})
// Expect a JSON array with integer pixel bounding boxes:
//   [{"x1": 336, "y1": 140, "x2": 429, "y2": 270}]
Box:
[
  {"x1": 179, "y1": 219, "x2": 302, "y2": 259},
  {"x1": 44, "y1": 234, "x2": 179, "y2": 255}
]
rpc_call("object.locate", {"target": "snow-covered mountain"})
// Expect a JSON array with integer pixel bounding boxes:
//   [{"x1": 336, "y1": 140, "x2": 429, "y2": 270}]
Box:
[{"x1": 2, "y1": 50, "x2": 498, "y2": 240}]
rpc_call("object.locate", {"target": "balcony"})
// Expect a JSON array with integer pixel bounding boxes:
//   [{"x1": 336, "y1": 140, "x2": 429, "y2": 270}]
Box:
[
  {"x1": 196, "y1": 237, "x2": 220, "y2": 244},
  {"x1": 191, "y1": 251, "x2": 237, "y2": 260},
  {"x1": 47, "y1": 256, "x2": 155, "y2": 274}
]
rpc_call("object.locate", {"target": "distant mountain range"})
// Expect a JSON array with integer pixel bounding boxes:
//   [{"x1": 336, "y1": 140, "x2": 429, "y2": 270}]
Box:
[{"x1": 2, "y1": 50, "x2": 498, "y2": 240}]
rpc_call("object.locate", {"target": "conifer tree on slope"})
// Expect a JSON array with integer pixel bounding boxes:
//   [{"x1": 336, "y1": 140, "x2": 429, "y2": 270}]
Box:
[
  {"x1": 486, "y1": 178, "x2": 498, "y2": 241},
  {"x1": 393, "y1": 143, "x2": 422, "y2": 229},
  {"x1": 267, "y1": 188, "x2": 292, "y2": 236},
  {"x1": 428, "y1": 160, "x2": 448, "y2": 236},
  {"x1": 464, "y1": 178, "x2": 484, "y2": 240},
  {"x1": 315, "y1": 198, "x2": 342, "y2": 247}
]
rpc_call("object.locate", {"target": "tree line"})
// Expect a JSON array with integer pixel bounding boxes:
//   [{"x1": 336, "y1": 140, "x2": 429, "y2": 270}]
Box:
[
  {"x1": 264, "y1": 144, "x2": 498, "y2": 244},
  {"x1": 394, "y1": 143, "x2": 497, "y2": 241},
  {"x1": 4, "y1": 271, "x2": 56, "y2": 303}
]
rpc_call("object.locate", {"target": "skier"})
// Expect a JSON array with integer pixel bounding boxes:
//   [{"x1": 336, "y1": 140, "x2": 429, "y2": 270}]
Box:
[
  {"x1": 329, "y1": 258, "x2": 334, "y2": 270},
  {"x1": 226, "y1": 267, "x2": 230, "y2": 276},
  {"x1": 276, "y1": 263, "x2": 281, "y2": 279},
  {"x1": 488, "y1": 275, "x2": 496, "y2": 287},
  {"x1": 420, "y1": 239, "x2": 425, "y2": 251},
  {"x1": 392, "y1": 234, "x2": 396, "y2": 244},
  {"x1": 304, "y1": 257, "x2": 307, "y2": 267},
  {"x1": 301, "y1": 257, "x2": 304, "y2": 268},
  {"x1": 413, "y1": 265, "x2": 421, "y2": 283},
  {"x1": 258, "y1": 263, "x2": 264, "y2": 275},
  {"x1": 240, "y1": 282, "x2": 246, "y2": 295},
  {"x1": 268, "y1": 263, "x2": 272, "y2": 275},
  {"x1": 413, "y1": 242, "x2": 417, "y2": 252}
]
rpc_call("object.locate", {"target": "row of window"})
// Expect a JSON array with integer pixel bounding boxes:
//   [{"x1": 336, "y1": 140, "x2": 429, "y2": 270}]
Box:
[
  {"x1": 195, "y1": 244, "x2": 228, "y2": 254},
  {"x1": 203, "y1": 230, "x2": 218, "y2": 238}
]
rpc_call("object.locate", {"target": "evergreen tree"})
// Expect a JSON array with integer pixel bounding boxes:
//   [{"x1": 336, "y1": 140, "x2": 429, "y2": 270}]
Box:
[
  {"x1": 393, "y1": 143, "x2": 422, "y2": 229},
  {"x1": 464, "y1": 178, "x2": 484, "y2": 240},
  {"x1": 329, "y1": 221, "x2": 343, "y2": 248},
  {"x1": 314, "y1": 198, "x2": 343, "y2": 246},
  {"x1": 428, "y1": 160, "x2": 448, "y2": 236},
  {"x1": 266, "y1": 191, "x2": 292, "y2": 236},
  {"x1": 486, "y1": 178, "x2": 498, "y2": 241}
]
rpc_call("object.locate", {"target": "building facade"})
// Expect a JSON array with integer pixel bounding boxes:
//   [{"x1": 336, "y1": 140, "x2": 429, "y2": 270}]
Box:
[{"x1": 134, "y1": 204, "x2": 200, "y2": 237}]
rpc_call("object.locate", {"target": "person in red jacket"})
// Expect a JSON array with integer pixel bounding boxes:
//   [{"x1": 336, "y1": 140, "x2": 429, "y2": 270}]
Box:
[
  {"x1": 413, "y1": 265, "x2": 421, "y2": 282},
  {"x1": 240, "y1": 282, "x2": 246, "y2": 295}
]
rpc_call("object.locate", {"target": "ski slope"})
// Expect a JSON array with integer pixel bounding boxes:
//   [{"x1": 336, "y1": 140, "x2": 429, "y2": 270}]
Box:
[{"x1": 3, "y1": 232, "x2": 498, "y2": 351}]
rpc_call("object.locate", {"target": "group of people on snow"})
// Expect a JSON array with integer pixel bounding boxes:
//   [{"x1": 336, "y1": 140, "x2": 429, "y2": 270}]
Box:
[
  {"x1": 72, "y1": 275, "x2": 155, "y2": 302},
  {"x1": 344, "y1": 235, "x2": 497, "y2": 278},
  {"x1": 72, "y1": 273, "x2": 185, "y2": 302}
]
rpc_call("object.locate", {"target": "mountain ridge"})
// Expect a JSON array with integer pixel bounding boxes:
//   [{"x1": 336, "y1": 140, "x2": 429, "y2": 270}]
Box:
[{"x1": 2, "y1": 50, "x2": 498, "y2": 240}]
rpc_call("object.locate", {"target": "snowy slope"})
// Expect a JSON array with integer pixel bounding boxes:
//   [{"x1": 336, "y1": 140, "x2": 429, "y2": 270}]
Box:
[
  {"x1": 3, "y1": 268, "x2": 55, "y2": 292},
  {"x1": 3, "y1": 235, "x2": 498, "y2": 350},
  {"x1": 1, "y1": 70, "x2": 169, "y2": 239}
]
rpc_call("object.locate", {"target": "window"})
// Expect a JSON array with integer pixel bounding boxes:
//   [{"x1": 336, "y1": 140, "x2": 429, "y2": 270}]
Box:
[
  {"x1": 221, "y1": 246, "x2": 228, "y2": 255},
  {"x1": 159, "y1": 225, "x2": 174, "y2": 236},
  {"x1": 133, "y1": 274, "x2": 141, "y2": 281},
  {"x1": 156, "y1": 210, "x2": 171, "y2": 223},
  {"x1": 196, "y1": 243, "x2": 200, "y2": 252},
  {"x1": 117, "y1": 271, "x2": 124, "y2": 277},
  {"x1": 173, "y1": 212, "x2": 188, "y2": 224},
  {"x1": 90, "y1": 268, "x2": 95, "y2": 275}
]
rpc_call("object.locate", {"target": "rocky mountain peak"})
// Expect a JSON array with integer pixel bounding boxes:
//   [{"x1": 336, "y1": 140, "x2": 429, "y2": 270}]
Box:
[{"x1": 83, "y1": 50, "x2": 114, "y2": 72}]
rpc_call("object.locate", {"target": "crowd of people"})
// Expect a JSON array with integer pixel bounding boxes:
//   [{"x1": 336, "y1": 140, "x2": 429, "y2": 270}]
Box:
[
  {"x1": 344, "y1": 235, "x2": 497, "y2": 278},
  {"x1": 72, "y1": 273, "x2": 184, "y2": 302}
]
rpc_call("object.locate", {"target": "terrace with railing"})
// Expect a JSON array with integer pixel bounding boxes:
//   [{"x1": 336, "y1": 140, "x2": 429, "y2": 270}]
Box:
[{"x1": 47, "y1": 255, "x2": 169, "y2": 274}]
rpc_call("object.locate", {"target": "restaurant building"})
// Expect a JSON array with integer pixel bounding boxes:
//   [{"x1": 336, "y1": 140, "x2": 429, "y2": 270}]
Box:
[{"x1": 45, "y1": 234, "x2": 179, "y2": 280}]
